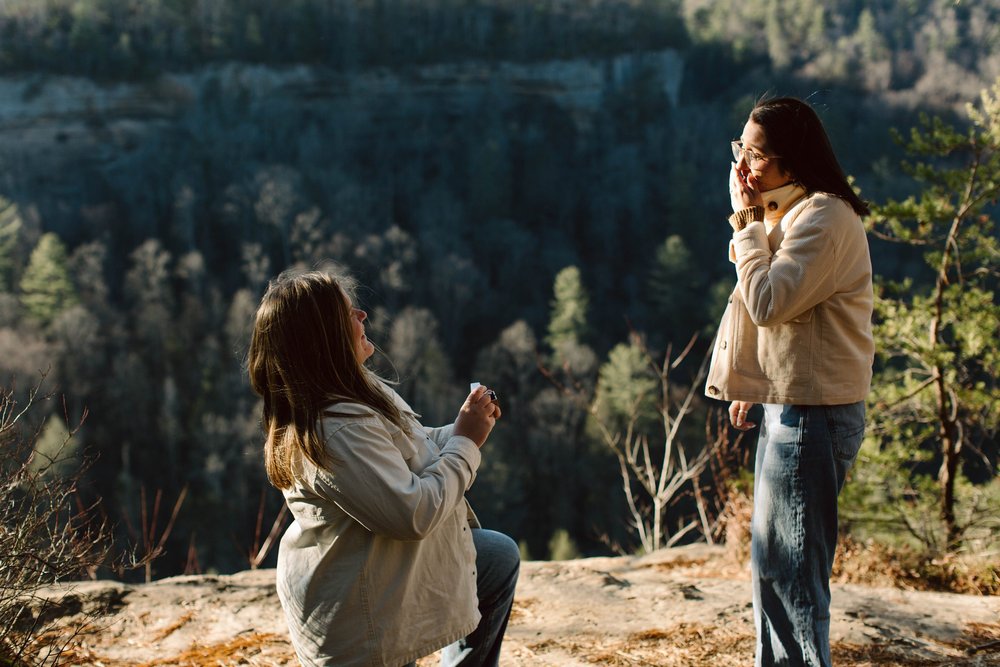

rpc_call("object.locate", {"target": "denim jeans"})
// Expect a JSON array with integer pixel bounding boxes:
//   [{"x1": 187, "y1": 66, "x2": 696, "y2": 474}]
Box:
[
  {"x1": 751, "y1": 402, "x2": 865, "y2": 667},
  {"x1": 403, "y1": 528, "x2": 520, "y2": 667}
]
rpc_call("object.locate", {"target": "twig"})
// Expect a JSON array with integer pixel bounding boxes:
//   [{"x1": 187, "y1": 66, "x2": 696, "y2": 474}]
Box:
[
  {"x1": 251, "y1": 502, "x2": 289, "y2": 569},
  {"x1": 665, "y1": 519, "x2": 700, "y2": 548},
  {"x1": 968, "y1": 639, "x2": 1000, "y2": 655},
  {"x1": 134, "y1": 485, "x2": 189, "y2": 582},
  {"x1": 873, "y1": 373, "x2": 939, "y2": 411}
]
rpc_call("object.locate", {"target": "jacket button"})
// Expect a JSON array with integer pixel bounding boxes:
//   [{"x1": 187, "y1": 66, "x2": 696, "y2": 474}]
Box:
[
  {"x1": 708, "y1": 386, "x2": 719, "y2": 396},
  {"x1": 720, "y1": 340, "x2": 727, "y2": 350}
]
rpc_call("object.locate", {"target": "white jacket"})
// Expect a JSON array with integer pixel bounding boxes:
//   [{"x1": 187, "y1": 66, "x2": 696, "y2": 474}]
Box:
[{"x1": 277, "y1": 389, "x2": 482, "y2": 666}]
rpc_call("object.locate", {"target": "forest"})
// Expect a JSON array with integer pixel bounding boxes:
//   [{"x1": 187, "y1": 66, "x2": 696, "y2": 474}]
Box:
[{"x1": 0, "y1": 0, "x2": 997, "y2": 580}]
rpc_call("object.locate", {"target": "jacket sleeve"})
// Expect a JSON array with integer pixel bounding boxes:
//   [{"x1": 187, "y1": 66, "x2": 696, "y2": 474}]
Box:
[
  {"x1": 311, "y1": 418, "x2": 481, "y2": 541},
  {"x1": 423, "y1": 424, "x2": 455, "y2": 448},
  {"x1": 732, "y1": 197, "x2": 846, "y2": 327}
]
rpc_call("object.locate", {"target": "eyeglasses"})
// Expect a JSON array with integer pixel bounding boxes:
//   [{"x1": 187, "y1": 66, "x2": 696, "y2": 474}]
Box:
[{"x1": 731, "y1": 141, "x2": 778, "y2": 165}]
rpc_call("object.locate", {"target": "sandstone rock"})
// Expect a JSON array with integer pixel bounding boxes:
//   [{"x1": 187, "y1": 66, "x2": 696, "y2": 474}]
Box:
[{"x1": 37, "y1": 545, "x2": 1000, "y2": 666}]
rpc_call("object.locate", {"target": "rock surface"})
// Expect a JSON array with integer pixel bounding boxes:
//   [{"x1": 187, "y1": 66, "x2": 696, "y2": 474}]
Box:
[{"x1": 39, "y1": 544, "x2": 1000, "y2": 666}]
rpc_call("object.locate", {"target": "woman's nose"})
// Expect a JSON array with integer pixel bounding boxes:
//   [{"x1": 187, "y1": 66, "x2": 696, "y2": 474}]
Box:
[{"x1": 355, "y1": 308, "x2": 367, "y2": 321}]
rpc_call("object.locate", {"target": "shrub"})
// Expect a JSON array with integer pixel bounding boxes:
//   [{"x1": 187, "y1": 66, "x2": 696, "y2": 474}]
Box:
[{"x1": 0, "y1": 379, "x2": 111, "y2": 665}]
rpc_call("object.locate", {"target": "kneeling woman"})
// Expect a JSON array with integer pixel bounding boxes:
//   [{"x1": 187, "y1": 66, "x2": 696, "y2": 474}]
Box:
[{"x1": 248, "y1": 269, "x2": 519, "y2": 667}]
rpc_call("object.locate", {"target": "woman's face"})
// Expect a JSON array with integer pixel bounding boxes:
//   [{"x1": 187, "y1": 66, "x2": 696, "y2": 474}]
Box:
[
  {"x1": 736, "y1": 119, "x2": 793, "y2": 193},
  {"x1": 344, "y1": 292, "x2": 375, "y2": 363}
]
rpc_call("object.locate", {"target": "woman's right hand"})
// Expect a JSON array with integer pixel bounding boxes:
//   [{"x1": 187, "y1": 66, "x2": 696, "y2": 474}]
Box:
[
  {"x1": 453, "y1": 386, "x2": 501, "y2": 447},
  {"x1": 729, "y1": 162, "x2": 763, "y2": 212},
  {"x1": 729, "y1": 400, "x2": 757, "y2": 431}
]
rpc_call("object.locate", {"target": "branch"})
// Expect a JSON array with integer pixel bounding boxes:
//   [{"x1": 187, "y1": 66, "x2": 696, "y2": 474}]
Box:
[
  {"x1": 866, "y1": 228, "x2": 931, "y2": 245},
  {"x1": 664, "y1": 520, "x2": 700, "y2": 548},
  {"x1": 657, "y1": 346, "x2": 714, "y2": 498},
  {"x1": 930, "y1": 147, "x2": 981, "y2": 343},
  {"x1": 669, "y1": 332, "x2": 699, "y2": 371},
  {"x1": 873, "y1": 372, "x2": 939, "y2": 411},
  {"x1": 895, "y1": 501, "x2": 937, "y2": 551},
  {"x1": 154, "y1": 485, "x2": 189, "y2": 554},
  {"x1": 640, "y1": 435, "x2": 656, "y2": 495},
  {"x1": 0, "y1": 377, "x2": 46, "y2": 436},
  {"x1": 616, "y1": 453, "x2": 649, "y2": 552},
  {"x1": 692, "y1": 476, "x2": 714, "y2": 546},
  {"x1": 968, "y1": 639, "x2": 1000, "y2": 656},
  {"x1": 251, "y1": 503, "x2": 289, "y2": 569}
]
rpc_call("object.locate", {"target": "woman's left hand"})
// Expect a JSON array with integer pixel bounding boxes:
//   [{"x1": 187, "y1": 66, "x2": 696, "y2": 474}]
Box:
[
  {"x1": 729, "y1": 163, "x2": 764, "y2": 212},
  {"x1": 454, "y1": 386, "x2": 502, "y2": 448}
]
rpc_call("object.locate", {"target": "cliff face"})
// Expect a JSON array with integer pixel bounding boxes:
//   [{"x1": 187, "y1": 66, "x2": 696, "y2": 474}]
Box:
[{"x1": 0, "y1": 50, "x2": 682, "y2": 184}]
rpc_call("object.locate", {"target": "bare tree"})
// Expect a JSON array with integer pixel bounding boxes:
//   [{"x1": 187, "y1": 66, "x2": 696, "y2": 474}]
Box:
[
  {"x1": 544, "y1": 333, "x2": 722, "y2": 553},
  {"x1": 0, "y1": 378, "x2": 112, "y2": 664}
]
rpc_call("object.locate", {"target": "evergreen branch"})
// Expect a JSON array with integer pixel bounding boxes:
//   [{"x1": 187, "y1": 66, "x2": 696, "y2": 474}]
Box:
[
  {"x1": 866, "y1": 227, "x2": 931, "y2": 245},
  {"x1": 873, "y1": 373, "x2": 939, "y2": 411}
]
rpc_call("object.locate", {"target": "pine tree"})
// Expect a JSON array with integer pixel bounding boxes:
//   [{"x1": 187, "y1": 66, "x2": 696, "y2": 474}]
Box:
[
  {"x1": 594, "y1": 340, "x2": 658, "y2": 430},
  {"x1": 648, "y1": 234, "x2": 705, "y2": 343},
  {"x1": 860, "y1": 79, "x2": 1000, "y2": 549},
  {"x1": 28, "y1": 414, "x2": 79, "y2": 479},
  {"x1": 20, "y1": 233, "x2": 79, "y2": 326},
  {"x1": 0, "y1": 197, "x2": 21, "y2": 293},
  {"x1": 546, "y1": 266, "x2": 589, "y2": 353}
]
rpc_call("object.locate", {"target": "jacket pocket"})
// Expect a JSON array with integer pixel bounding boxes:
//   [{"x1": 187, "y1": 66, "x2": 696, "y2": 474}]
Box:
[
  {"x1": 731, "y1": 298, "x2": 766, "y2": 379},
  {"x1": 755, "y1": 307, "x2": 815, "y2": 382},
  {"x1": 387, "y1": 424, "x2": 419, "y2": 462}
]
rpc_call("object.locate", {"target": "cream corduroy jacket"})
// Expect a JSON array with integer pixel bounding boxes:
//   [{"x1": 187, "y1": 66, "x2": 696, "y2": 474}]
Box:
[
  {"x1": 276, "y1": 389, "x2": 482, "y2": 667},
  {"x1": 705, "y1": 184, "x2": 874, "y2": 405}
]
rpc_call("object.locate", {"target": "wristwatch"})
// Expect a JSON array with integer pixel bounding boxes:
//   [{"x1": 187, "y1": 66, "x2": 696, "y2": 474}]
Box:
[{"x1": 728, "y1": 206, "x2": 764, "y2": 232}]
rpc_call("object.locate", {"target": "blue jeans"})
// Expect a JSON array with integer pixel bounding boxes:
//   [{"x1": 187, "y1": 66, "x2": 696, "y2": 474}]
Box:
[
  {"x1": 751, "y1": 402, "x2": 865, "y2": 667},
  {"x1": 404, "y1": 528, "x2": 520, "y2": 667}
]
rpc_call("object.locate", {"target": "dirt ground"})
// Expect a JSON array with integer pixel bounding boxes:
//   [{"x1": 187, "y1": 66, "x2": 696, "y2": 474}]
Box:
[{"x1": 37, "y1": 544, "x2": 1000, "y2": 666}]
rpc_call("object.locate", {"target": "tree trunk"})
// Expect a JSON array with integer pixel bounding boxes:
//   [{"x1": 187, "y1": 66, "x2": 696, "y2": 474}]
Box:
[
  {"x1": 929, "y1": 205, "x2": 967, "y2": 548},
  {"x1": 934, "y1": 372, "x2": 961, "y2": 547}
]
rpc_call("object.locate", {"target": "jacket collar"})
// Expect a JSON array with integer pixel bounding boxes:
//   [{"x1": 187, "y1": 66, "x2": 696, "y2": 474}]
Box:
[
  {"x1": 387, "y1": 385, "x2": 421, "y2": 419},
  {"x1": 762, "y1": 182, "x2": 808, "y2": 222},
  {"x1": 321, "y1": 382, "x2": 421, "y2": 421}
]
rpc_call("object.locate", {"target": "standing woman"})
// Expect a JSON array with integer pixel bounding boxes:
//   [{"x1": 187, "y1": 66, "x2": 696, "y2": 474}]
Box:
[
  {"x1": 705, "y1": 97, "x2": 874, "y2": 667},
  {"x1": 248, "y1": 269, "x2": 519, "y2": 667}
]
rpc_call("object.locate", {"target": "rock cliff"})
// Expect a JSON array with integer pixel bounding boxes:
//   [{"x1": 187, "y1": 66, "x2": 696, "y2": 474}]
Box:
[{"x1": 33, "y1": 545, "x2": 1000, "y2": 666}]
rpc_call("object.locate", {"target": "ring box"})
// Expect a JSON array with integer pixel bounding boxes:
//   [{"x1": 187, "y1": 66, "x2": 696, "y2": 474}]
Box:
[{"x1": 470, "y1": 382, "x2": 499, "y2": 402}]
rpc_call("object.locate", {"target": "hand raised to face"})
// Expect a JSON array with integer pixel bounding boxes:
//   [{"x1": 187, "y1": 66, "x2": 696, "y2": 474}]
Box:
[{"x1": 729, "y1": 162, "x2": 764, "y2": 213}]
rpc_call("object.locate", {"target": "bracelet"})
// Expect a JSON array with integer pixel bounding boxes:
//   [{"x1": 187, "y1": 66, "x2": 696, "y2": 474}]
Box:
[{"x1": 728, "y1": 206, "x2": 764, "y2": 232}]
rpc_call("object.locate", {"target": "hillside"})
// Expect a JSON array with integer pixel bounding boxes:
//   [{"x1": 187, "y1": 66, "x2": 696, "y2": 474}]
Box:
[
  {"x1": 0, "y1": 51, "x2": 682, "y2": 194},
  {"x1": 35, "y1": 545, "x2": 1000, "y2": 666},
  {"x1": 1, "y1": 0, "x2": 998, "y2": 590}
]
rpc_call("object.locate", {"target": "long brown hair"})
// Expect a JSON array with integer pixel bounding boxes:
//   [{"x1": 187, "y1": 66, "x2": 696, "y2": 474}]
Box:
[
  {"x1": 750, "y1": 96, "x2": 870, "y2": 217},
  {"x1": 247, "y1": 268, "x2": 408, "y2": 489}
]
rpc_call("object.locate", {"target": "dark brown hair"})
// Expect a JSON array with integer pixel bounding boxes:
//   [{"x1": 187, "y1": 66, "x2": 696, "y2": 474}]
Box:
[
  {"x1": 247, "y1": 268, "x2": 408, "y2": 489},
  {"x1": 751, "y1": 96, "x2": 870, "y2": 217}
]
